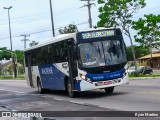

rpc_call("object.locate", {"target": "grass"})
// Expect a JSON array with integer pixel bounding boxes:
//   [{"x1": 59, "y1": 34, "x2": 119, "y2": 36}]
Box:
[
  {"x1": 0, "y1": 75, "x2": 25, "y2": 80},
  {"x1": 129, "y1": 74, "x2": 160, "y2": 78},
  {"x1": 0, "y1": 74, "x2": 160, "y2": 80}
]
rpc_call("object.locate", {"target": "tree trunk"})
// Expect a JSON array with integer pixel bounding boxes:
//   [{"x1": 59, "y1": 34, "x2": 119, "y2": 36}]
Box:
[
  {"x1": 149, "y1": 41, "x2": 153, "y2": 68},
  {"x1": 12, "y1": 58, "x2": 17, "y2": 78},
  {"x1": 128, "y1": 31, "x2": 137, "y2": 73}
]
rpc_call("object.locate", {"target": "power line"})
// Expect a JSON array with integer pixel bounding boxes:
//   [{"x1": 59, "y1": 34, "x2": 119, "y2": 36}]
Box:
[
  {"x1": 0, "y1": 7, "x2": 82, "y2": 26},
  {"x1": 1, "y1": 4, "x2": 159, "y2": 25},
  {"x1": 1, "y1": 4, "x2": 158, "y2": 26},
  {"x1": 0, "y1": 7, "x2": 81, "y2": 23},
  {"x1": 0, "y1": 22, "x2": 88, "y2": 40}
]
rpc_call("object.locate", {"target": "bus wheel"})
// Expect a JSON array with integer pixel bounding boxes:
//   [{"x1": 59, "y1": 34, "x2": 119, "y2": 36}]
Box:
[
  {"x1": 67, "y1": 80, "x2": 76, "y2": 98},
  {"x1": 104, "y1": 87, "x2": 114, "y2": 94},
  {"x1": 37, "y1": 79, "x2": 45, "y2": 94}
]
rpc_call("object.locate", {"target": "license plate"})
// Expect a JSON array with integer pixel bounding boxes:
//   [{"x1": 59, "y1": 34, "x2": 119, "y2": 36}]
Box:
[
  {"x1": 103, "y1": 81, "x2": 112, "y2": 85},
  {"x1": 96, "y1": 81, "x2": 112, "y2": 86}
]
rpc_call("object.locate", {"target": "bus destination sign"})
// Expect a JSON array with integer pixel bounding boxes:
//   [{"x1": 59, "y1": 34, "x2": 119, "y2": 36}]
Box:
[{"x1": 82, "y1": 30, "x2": 114, "y2": 39}]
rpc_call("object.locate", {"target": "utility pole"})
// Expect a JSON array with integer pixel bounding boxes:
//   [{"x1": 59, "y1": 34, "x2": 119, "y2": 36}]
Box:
[
  {"x1": 21, "y1": 34, "x2": 30, "y2": 49},
  {"x1": 49, "y1": 0, "x2": 55, "y2": 37},
  {"x1": 81, "y1": 0, "x2": 95, "y2": 28},
  {"x1": 3, "y1": 6, "x2": 17, "y2": 78}
]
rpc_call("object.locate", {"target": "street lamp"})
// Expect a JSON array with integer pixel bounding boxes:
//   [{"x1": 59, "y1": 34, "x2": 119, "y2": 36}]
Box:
[
  {"x1": 3, "y1": 6, "x2": 17, "y2": 78},
  {"x1": 3, "y1": 6, "x2": 13, "y2": 51}
]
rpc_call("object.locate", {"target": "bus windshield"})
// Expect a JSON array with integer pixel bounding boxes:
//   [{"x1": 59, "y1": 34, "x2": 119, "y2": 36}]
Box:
[{"x1": 78, "y1": 40, "x2": 127, "y2": 68}]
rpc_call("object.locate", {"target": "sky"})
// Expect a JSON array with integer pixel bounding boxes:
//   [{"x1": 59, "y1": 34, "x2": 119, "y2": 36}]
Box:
[{"x1": 0, "y1": 0, "x2": 160, "y2": 50}]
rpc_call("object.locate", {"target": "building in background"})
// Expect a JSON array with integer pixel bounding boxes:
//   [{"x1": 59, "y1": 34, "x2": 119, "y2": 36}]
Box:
[
  {"x1": 0, "y1": 58, "x2": 12, "y2": 75},
  {"x1": 0, "y1": 58, "x2": 24, "y2": 75},
  {"x1": 138, "y1": 45, "x2": 160, "y2": 68}
]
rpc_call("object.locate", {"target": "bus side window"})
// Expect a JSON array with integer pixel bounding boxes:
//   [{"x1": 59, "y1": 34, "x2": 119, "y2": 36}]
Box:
[
  {"x1": 53, "y1": 42, "x2": 61, "y2": 63},
  {"x1": 24, "y1": 52, "x2": 28, "y2": 67},
  {"x1": 31, "y1": 50, "x2": 36, "y2": 66},
  {"x1": 39, "y1": 46, "x2": 48, "y2": 64},
  {"x1": 60, "y1": 41, "x2": 68, "y2": 62},
  {"x1": 52, "y1": 41, "x2": 68, "y2": 63},
  {"x1": 48, "y1": 45, "x2": 53, "y2": 64},
  {"x1": 63, "y1": 41, "x2": 68, "y2": 61},
  {"x1": 52, "y1": 44, "x2": 57, "y2": 63},
  {"x1": 36, "y1": 48, "x2": 42, "y2": 65},
  {"x1": 56, "y1": 43, "x2": 61, "y2": 63}
]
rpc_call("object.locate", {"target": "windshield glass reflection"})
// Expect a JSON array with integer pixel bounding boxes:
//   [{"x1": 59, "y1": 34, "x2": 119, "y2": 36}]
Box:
[{"x1": 78, "y1": 40, "x2": 126, "y2": 68}]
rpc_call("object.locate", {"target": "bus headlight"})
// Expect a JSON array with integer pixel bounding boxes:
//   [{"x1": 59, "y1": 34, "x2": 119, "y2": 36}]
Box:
[{"x1": 79, "y1": 74, "x2": 91, "y2": 83}]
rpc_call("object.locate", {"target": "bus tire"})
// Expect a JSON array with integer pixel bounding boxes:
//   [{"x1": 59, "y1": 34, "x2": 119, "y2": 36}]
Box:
[
  {"x1": 104, "y1": 87, "x2": 114, "y2": 94},
  {"x1": 37, "y1": 78, "x2": 45, "y2": 94},
  {"x1": 67, "y1": 80, "x2": 76, "y2": 98}
]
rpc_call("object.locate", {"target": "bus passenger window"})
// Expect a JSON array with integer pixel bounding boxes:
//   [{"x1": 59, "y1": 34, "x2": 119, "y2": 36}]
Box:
[{"x1": 48, "y1": 45, "x2": 53, "y2": 64}]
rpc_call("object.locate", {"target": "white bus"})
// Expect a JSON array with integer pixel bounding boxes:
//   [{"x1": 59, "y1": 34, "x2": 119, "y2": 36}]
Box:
[{"x1": 24, "y1": 28, "x2": 129, "y2": 97}]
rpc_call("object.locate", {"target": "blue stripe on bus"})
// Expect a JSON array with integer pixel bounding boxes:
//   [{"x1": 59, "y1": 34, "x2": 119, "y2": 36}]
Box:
[
  {"x1": 86, "y1": 69, "x2": 125, "y2": 82},
  {"x1": 38, "y1": 64, "x2": 66, "y2": 90},
  {"x1": 74, "y1": 80, "x2": 81, "y2": 91}
]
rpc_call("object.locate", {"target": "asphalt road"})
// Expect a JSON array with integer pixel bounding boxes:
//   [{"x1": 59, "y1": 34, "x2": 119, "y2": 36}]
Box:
[{"x1": 0, "y1": 78, "x2": 160, "y2": 120}]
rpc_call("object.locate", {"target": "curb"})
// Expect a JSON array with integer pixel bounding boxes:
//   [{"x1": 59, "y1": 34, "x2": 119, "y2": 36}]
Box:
[{"x1": 129, "y1": 77, "x2": 160, "y2": 80}]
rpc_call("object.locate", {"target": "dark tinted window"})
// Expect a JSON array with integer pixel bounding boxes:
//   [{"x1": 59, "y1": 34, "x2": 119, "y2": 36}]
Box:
[
  {"x1": 60, "y1": 41, "x2": 68, "y2": 62},
  {"x1": 48, "y1": 45, "x2": 53, "y2": 64},
  {"x1": 52, "y1": 41, "x2": 68, "y2": 63},
  {"x1": 25, "y1": 40, "x2": 69, "y2": 67},
  {"x1": 40, "y1": 46, "x2": 48, "y2": 64},
  {"x1": 31, "y1": 50, "x2": 37, "y2": 66},
  {"x1": 24, "y1": 52, "x2": 28, "y2": 67}
]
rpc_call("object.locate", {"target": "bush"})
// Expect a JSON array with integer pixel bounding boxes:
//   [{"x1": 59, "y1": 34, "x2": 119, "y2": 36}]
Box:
[
  {"x1": 129, "y1": 74, "x2": 160, "y2": 78},
  {"x1": 0, "y1": 75, "x2": 25, "y2": 80}
]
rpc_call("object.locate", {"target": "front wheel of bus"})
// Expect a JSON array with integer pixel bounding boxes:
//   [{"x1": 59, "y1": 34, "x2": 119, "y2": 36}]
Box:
[
  {"x1": 37, "y1": 79, "x2": 45, "y2": 94},
  {"x1": 104, "y1": 87, "x2": 114, "y2": 94},
  {"x1": 67, "y1": 80, "x2": 76, "y2": 98}
]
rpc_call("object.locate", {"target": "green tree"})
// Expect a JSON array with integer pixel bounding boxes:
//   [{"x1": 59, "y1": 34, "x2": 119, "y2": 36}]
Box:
[
  {"x1": 132, "y1": 14, "x2": 160, "y2": 48},
  {"x1": 0, "y1": 47, "x2": 11, "y2": 60},
  {"x1": 97, "y1": 0, "x2": 146, "y2": 68},
  {"x1": 0, "y1": 48, "x2": 24, "y2": 77},
  {"x1": 0, "y1": 48, "x2": 24, "y2": 65},
  {"x1": 14, "y1": 50, "x2": 25, "y2": 75},
  {"x1": 14, "y1": 50, "x2": 24, "y2": 65},
  {"x1": 0, "y1": 63, "x2": 2, "y2": 75},
  {"x1": 6, "y1": 63, "x2": 13, "y2": 75},
  {"x1": 126, "y1": 45, "x2": 150, "y2": 61},
  {"x1": 29, "y1": 41, "x2": 38, "y2": 47},
  {"x1": 59, "y1": 24, "x2": 78, "y2": 34},
  {"x1": 17, "y1": 65, "x2": 24, "y2": 75}
]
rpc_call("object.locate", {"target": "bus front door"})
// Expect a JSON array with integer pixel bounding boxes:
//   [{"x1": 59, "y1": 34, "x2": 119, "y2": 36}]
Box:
[
  {"x1": 27, "y1": 53, "x2": 34, "y2": 87},
  {"x1": 67, "y1": 39, "x2": 78, "y2": 97}
]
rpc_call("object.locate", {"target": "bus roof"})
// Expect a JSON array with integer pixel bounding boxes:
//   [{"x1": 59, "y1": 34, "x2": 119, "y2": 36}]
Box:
[
  {"x1": 24, "y1": 33, "x2": 76, "y2": 52},
  {"x1": 24, "y1": 27, "x2": 118, "y2": 52}
]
